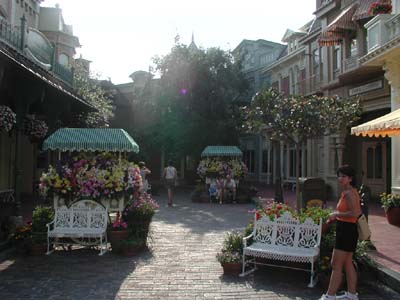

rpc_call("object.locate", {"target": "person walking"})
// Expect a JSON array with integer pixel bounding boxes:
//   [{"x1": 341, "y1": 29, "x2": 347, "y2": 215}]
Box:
[
  {"x1": 319, "y1": 165, "x2": 362, "y2": 300},
  {"x1": 138, "y1": 161, "x2": 151, "y2": 193},
  {"x1": 163, "y1": 160, "x2": 177, "y2": 207}
]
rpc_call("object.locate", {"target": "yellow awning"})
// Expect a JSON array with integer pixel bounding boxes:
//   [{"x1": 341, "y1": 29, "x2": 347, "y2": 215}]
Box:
[{"x1": 351, "y1": 108, "x2": 400, "y2": 137}]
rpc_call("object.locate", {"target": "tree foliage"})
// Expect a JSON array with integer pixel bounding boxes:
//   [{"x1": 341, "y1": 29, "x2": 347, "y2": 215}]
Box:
[
  {"x1": 242, "y1": 88, "x2": 362, "y2": 145},
  {"x1": 67, "y1": 61, "x2": 115, "y2": 128},
  {"x1": 146, "y1": 43, "x2": 249, "y2": 158},
  {"x1": 241, "y1": 88, "x2": 362, "y2": 207}
]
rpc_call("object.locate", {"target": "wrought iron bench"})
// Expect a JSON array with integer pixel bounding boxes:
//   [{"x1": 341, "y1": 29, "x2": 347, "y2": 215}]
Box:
[
  {"x1": 46, "y1": 200, "x2": 108, "y2": 256},
  {"x1": 240, "y1": 211, "x2": 322, "y2": 287}
]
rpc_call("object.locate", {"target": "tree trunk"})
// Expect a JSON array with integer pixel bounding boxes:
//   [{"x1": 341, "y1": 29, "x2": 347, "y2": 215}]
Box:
[
  {"x1": 295, "y1": 143, "x2": 301, "y2": 210},
  {"x1": 274, "y1": 141, "x2": 283, "y2": 203}
]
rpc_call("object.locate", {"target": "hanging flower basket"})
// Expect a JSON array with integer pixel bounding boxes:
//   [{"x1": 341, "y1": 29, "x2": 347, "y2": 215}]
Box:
[
  {"x1": 369, "y1": 2, "x2": 392, "y2": 15},
  {"x1": 24, "y1": 115, "x2": 48, "y2": 140},
  {"x1": 0, "y1": 105, "x2": 16, "y2": 132}
]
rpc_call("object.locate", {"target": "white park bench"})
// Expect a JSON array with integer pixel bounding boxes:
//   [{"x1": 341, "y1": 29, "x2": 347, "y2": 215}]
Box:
[
  {"x1": 240, "y1": 211, "x2": 322, "y2": 287},
  {"x1": 46, "y1": 200, "x2": 108, "y2": 256}
]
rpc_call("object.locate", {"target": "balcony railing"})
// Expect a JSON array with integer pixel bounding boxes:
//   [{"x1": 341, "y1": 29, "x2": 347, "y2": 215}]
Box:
[
  {"x1": 296, "y1": 74, "x2": 324, "y2": 96},
  {"x1": 365, "y1": 14, "x2": 400, "y2": 53},
  {"x1": 0, "y1": 18, "x2": 22, "y2": 49},
  {"x1": 53, "y1": 62, "x2": 74, "y2": 86},
  {"x1": 343, "y1": 55, "x2": 359, "y2": 73},
  {"x1": 0, "y1": 17, "x2": 74, "y2": 87}
]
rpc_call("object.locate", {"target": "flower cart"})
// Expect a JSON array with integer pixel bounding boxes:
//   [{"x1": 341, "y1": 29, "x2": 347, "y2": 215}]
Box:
[
  {"x1": 39, "y1": 128, "x2": 142, "y2": 247},
  {"x1": 194, "y1": 146, "x2": 248, "y2": 203},
  {"x1": 198, "y1": 146, "x2": 247, "y2": 185},
  {"x1": 40, "y1": 128, "x2": 141, "y2": 213}
]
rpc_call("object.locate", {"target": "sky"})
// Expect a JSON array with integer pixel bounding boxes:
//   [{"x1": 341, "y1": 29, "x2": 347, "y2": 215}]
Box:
[{"x1": 41, "y1": 0, "x2": 316, "y2": 84}]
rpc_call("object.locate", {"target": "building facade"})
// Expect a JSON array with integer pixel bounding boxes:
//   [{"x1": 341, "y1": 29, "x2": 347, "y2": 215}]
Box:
[
  {"x1": 0, "y1": 1, "x2": 91, "y2": 222},
  {"x1": 236, "y1": 0, "x2": 398, "y2": 200},
  {"x1": 232, "y1": 39, "x2": 286, "y2": 183},
  {"x1": 358, "y1": 0, "x2": 400, "y2": 196}
]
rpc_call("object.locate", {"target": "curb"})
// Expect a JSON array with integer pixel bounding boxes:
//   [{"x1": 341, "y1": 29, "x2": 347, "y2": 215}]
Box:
[
  {"x1": 0, "y1": 246, "x2": 14, "y2": 262},
  {"x1": 373, "y1": 260, "x2": 400, "y2": 294}
]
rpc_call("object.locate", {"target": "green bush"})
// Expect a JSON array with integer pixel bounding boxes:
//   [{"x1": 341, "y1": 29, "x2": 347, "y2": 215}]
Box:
[
  {"x1": 32, "y1": 206, "x2": 54, "y2": 233},
  {"x1": 216, "y1": 231, "x2": 243, "y2": 263}
]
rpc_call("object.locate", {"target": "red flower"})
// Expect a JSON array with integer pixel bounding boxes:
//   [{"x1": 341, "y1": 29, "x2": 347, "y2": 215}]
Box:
[{"x1": 256, "y1": 211, "x2": 261, "y2": 220}]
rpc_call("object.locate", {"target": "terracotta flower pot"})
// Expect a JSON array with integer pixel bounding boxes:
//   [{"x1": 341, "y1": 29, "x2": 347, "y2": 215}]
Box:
[
  {"x1": 30, "y1": 243, "x2": 47, "y2": 255},
  {"x1": 221, "y1": 262, "x2": 242, "y2": 275},
  {"x1": 120, "y1": 245, "x2": 145, "y2": 256},
  {"x1": 109, "y1": 230, "x2": 129, "y2": 252},
  {"x1": 385, "y1": 207, "x2": 400, "y2": 226}
]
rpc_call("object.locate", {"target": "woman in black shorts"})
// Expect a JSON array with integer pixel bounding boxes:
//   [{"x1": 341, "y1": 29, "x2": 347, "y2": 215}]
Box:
[{"x1": 319, "y1": 165, "x2": 362, "y2": 300}]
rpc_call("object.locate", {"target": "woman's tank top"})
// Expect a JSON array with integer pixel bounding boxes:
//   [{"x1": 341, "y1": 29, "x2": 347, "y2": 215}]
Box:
[{"x1": 336, "y1": 188, "x2": 361, "y2": 223}]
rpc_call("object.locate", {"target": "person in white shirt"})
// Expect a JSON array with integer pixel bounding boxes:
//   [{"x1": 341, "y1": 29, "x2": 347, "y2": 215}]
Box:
[
  {"x1": 163, "y1": 160, "x2": 177, "y2": 206},
  {"x1": 139, "y1": 161, "x2": 151, "y2": 193},
  {"x1": 222, "y1": 174, "x2": 236, "y2": 203}
]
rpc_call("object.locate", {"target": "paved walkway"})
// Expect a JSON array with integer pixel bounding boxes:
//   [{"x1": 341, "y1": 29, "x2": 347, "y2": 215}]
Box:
[{"x1": 0, "y1": 189, "x2": 399, "y2": 299}]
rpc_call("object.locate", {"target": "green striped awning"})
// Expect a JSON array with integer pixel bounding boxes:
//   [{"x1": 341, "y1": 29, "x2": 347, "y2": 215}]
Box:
[
  {"x1": 43, "y1": 128, "x2": 139, "y2": 153},
  {"x1": 201, "y1": 146, "x2": 242, "y2": 157}
]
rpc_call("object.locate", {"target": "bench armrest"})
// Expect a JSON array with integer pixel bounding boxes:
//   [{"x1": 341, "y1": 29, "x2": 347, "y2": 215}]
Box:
[
  {"x1": 46, "y1": 220, "x2": 55, "y2": 232},
  {"x1": 243, "y1": 233, "x2": 254, "y2": 248}
]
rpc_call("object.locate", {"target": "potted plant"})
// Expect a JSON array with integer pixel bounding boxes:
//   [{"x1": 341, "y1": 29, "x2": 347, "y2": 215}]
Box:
[
  {"x1": 369, "y1": 1, "x2": 392, "y2": 15},
  {"x1": 122, "y1": 192, "x2": 159, "y2": 242},
  {"x1": 119, "y1": 236, "x2": 146, "y2": 256},
  {"x1": 0, "y1": 105, "x2": 16, "y2": 132},
  {"x1": 31, "y1": 206, "x2": 54, "y2": 255},
  {"x1": 11, "y1": 223, "x2": 32, "y2": 254},
  {"x1": 299, "y1": 206, "x2": 333, "y2": 233},
  {"x1": 109, "y1": 212, "x2": 129, "y2": 253},
  {"x1": 216, "y1": 231, "x2": 243, "y2": 275},
  {"x1": 24, "y1": 115, "x2": 48, "y2": 142},
  {"x1": 380, "y1": 193, "x2": 400, "y2": 226}
]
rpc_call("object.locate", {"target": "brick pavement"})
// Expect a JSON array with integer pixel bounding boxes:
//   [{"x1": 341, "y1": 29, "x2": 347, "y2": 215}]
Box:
[{"x1": 0, "y1": 189, "x2": 399, "y2": 300}]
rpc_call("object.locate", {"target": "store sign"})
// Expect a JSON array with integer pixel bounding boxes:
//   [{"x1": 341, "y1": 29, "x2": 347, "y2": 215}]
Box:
[
  {"x1": 25, "y1": 28, "x2": 53, "y2": 65},
  {"x1": 349, "y1": 80, "x2": 383, "y2": 96}
]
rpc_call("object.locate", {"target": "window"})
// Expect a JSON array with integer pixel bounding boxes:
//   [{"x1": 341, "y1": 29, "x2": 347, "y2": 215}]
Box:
[
  {"x1": 367, "y1": 143, "x2": 383, "y2": 179},
  {"x1": 260, "y1": 53, "x2": 274, "y2": 65},
  {"x1": 243, "y1": 150, "x2": 255, "y2": 173},
  {"x1": 333, "y1": 47, "x2": 340, "y2": 70},
  {"x1": 262, "y1": 150, "x2": 268, "y2": 173},
  {"x1": 313, "y1": 48, "x2": 320, "y2": 67},
  {"x1": 281, "y1": 76, "x2": 290, "y2": 96},
  {"x1": 58, "y1": 53, "x2": 70, "y2": 67},
  {"x1": 350, "y1": 39, "x2": 357, "y2": 57}
]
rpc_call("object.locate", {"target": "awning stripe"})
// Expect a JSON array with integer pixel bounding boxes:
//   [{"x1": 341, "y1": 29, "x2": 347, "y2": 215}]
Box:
[
  {"x1": 318, "y1": 3, "x2": 359, "y2": 46},
  {"x1": 351, "y1": 107, "x2": 400, "y2": 137},
  {"x1": 352, "y1": 0, "x2": 376, "y2": 20},
  {"x1": 201, "y1": 146, "x2": 242, "y2": 157},
  {"x1": 43, "y1": 128, "x2": 140, "y2": 153}
]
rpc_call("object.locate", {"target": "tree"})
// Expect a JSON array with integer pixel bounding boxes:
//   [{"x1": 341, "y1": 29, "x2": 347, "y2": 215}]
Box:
[
  {"x1": 146, "y1": 43, "x2": 249, "y2": 160},
  {"x1": 64, "y1": 61, "x2": 115, "y2": 128},
  {"x1": 242, "y1": 88, "x2": 362, "y2": 208}
]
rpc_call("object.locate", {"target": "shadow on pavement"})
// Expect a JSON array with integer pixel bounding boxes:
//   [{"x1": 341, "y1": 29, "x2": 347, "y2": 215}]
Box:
[{"x1": 0, "y1": 248, "x2": 153, "y2": 299}]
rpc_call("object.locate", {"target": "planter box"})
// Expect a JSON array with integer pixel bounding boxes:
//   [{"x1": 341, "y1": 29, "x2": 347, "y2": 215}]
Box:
[
  {"x1": 221, "y1": 262, "x2": 242, "y2": 275},
  {"x1": 385, "y1": 207, "x2": 400, "y2": 226},
  {"x1": 109, "y1": 230, "x2": 129, "y2": 252}
]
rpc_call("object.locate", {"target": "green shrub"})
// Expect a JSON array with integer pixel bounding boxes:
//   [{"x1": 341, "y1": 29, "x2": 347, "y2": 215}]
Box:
[{"x1": 32, "y1": 206, "x2": 54, "y2": 233}]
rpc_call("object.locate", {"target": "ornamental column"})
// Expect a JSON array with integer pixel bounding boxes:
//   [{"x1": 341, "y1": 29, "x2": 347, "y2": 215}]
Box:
[{"x1": 384, "y1": 59, "x2": 400, "y2": 194}]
